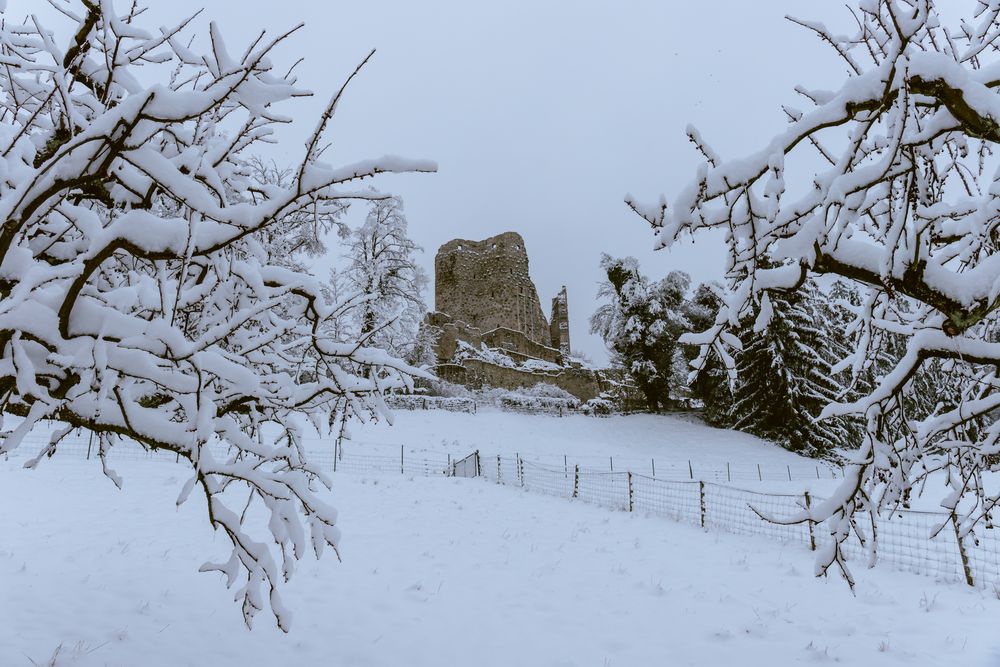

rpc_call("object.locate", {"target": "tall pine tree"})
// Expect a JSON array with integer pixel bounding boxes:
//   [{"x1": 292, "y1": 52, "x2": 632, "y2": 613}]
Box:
[{"x1": 731, "y1": 280, "x2": 848, "y2": 457}]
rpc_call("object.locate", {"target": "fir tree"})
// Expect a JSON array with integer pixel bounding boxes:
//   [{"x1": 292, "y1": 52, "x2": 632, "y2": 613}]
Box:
[{"x1": 731, "y1": 281, "x2": 848, "y2": 457}]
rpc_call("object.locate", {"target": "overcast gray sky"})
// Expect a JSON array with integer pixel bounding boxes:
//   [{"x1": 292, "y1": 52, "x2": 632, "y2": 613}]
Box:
[{"x1": 11, "y1": 0, "x2": 850, "y2": 362}]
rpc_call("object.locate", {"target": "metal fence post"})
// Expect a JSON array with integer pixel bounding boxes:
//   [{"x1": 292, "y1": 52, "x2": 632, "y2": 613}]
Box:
[
  {"x1": 787, "y1": 465, "x2": 792, "y2": 481},
  {"x1": 400, "y1": 445, "x2": 404, "y2": 475},
  {"x1": 804, "y1": 491, "x2": 815, "y2": 551},
  {"x1": 651, "y1": 458, "x2": 655, "y2": 478},
  {"x1": 627, "y1": 472, "x2": 634, "y2": 512},
  {"x1": 497, "y1": 454, "x2": 502, "y2": 484},
  {"x1": 333, "y1": 440, "x2": 338, "y2": 473},
  {"x1": 699, "y1": 481, "x2": 706, "y2": 528},
  {"x1": 610, "y1": 456, "x2": 614, "y2": 472},
  {"x1": 573, "y1": 464, "x2": 580, "y2": 498},
  {"x1": 475, "y1": 450, "x2": 481, "y2": 477},
  {"x1": 726, "y1": 462, "x2": 731, "y2": 483},
  {"x1": 952, "y1": 514, "x2": 975, "y2": 587},
  {"x1": 518, "y1": 455, "x2": 525, "y2": 488},
  {"x1": 688, "y1": 460, "x2": 693, "y2": 480},
  {"x1": 564, "y1": 454, "x2": 568, "y2": 479},
  {"x1": 757, "y1": 463, "x2": 762, "y2": 481}
]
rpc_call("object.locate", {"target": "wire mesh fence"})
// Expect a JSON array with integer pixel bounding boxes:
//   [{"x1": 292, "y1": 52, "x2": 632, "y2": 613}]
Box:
[{"x1": 490, "y1": 454, "x2": 1000, "y2": 593}]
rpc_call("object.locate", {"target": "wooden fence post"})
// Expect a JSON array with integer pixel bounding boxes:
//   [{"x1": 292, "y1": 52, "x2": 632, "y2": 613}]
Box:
[
  {"x1": 952, "y1": 514, "x2": 975, "y2": 587},
  {"x1": 804, "y1": 492, "x2": 815, "y2": 551},
  {"x1": 699, "y1": 481, "x2": 706, "y2": 528},
  {"x1": 627, "y1": 472, "x2": 634, "y2": 512},
  {"x1": 573, "y1": 464, "x2": 580, "y2": 498}
]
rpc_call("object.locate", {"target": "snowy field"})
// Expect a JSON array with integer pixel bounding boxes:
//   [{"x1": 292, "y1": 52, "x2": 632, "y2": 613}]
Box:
[
  {"x1": 3, "y1": 457, "x2": 1000, "y2": 667},
  {"x1": 346, "y1": 408, "x2": 843, "y2": 485}
]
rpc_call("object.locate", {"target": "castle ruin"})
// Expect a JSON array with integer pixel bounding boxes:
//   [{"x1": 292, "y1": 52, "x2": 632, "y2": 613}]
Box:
[{"x1": 428, "y1": 231, "x2": 601, "y2": 400}]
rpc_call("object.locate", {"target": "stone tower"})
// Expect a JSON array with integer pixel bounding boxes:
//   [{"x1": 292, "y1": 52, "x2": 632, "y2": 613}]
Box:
[
  {"x1": 549, "y1": 286, "x2": 571, "y2": 356},
  {"x1": 434, "y1": 231, "x2": 551, "y2": 345}
]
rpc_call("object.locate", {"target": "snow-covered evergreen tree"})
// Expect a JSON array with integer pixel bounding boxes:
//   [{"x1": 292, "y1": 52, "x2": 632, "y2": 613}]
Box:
[
  {"x1": 681, "y1": 282, "x2": 733, "y2": 426},
  {"x1": 337, "y1": 195, "x2": 428, "y2": 359},
  {"x1": 590, "y1": 255, "x2": 690, "y2": 411},
  {"x1": 731, "y1": 281, "x2": 849, "y2": 457},
  {"x1": 0, "y1": 2, "x2": 434, "y2": 629}
]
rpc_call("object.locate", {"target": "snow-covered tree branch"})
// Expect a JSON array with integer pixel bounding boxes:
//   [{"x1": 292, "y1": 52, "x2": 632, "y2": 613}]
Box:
[
  {"x1": 0, "y1": 1, "x2": 434, "y2": 629},
  {"x1": 632, "y1": 0, "x2": 1000, "y2": 586}
]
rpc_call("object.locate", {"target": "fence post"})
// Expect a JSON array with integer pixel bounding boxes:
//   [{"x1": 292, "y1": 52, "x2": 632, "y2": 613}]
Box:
[
  {"x1": 651, "y1": 459, "x2": 655, "y2": 478},
  {"x1": 726, "y1": 462, "x2": 731, "y2": 483},
  {"x1": 610, "y1": 456, "x2": 614, "y2": 472},
  {"x1": 447, "y1": 453, "x2": 451, "y2": 477},
  {"x1": 475, "y1": 450, "x2": 481, "y2": 477},
  {"x1": 688, "y1": 460, "x2": 693, "y2": 480},
  {"x1": 757, "y1": 463, "x2": 762, "y2": 481},
  {"x1": 573, "y1": 464, "x2": 580, "y2": 498},
  {"x1": 815, "y1": 466, "x2": 820, "y2": 479},
  {"x1": 627, "y1": 472, "x2": 634, "y2": 512},
  {"x1": 333, "y1": 441, "x2": 338, "y2": 473},
  {"x1": 952, "y1": 514, "x2": 975, "y2": 587},
  {"x1": 787, "y1": 465, "x2": 792, "y2": 481},
  {"x1": 564, "y1": 454, "x2": 568, "y2": 479},
  {"x1": 804, "y1": 492, "x2": 815, "y2": 551},
  {"x1": 497, "y1": 454, "x2": 502, "y2": 484},
  {"x1": 519, "y1": 455, "x2": 525, "y2": 487},
  {"x1": 699, "y1": 481, "x2": 706, "y2": 528}
]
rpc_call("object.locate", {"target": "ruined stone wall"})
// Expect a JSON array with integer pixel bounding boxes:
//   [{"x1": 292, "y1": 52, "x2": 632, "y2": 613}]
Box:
[
  {"x1": 435, "y1": 232, "x2": 550, "y2": 347},
  {"x1": 435, "y1": 359, "x2": 605, "y2": 402},
  {"x1": 549, "y1": 286, "x2": 571, "y2": 356},
  {"x1": 428, "y1": 312, "x2": 561, "y2": 366}
]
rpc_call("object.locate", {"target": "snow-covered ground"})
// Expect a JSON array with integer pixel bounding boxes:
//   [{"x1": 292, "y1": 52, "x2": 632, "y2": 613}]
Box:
[
  {"x1": 344, "y1": 408, "x2": 842, "y2": 484},
  {"x1": 3, "y1": 459, "x2": 1000, "y2": 667}
]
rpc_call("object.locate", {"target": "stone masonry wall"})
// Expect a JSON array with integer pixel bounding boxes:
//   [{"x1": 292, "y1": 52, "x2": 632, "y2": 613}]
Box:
[
  {"x1": 428, "y1": 311, "x2": 562, "y2": 366},
  {"x1": 435, "y1": 232, "x2": 551, "y2": 347},
  {"x1": 436, "y1": 359, "x2": 605, "y2": 402},
  {"x1": 549, "y1": 286, "x2": 570, "y2": 356}
]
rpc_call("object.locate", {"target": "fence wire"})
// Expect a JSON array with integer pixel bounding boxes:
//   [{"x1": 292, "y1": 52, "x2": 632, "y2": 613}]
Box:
[{"x1": 490, "y1": 454, "x2": 1000, "y2": 592}]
